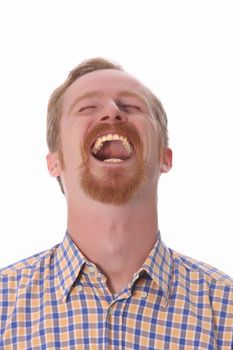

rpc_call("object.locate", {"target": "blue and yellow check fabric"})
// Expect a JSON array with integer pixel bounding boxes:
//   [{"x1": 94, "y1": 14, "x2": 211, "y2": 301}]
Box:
[{"x1": 1, "y1": 231, "x2": 233, "y2": 349}]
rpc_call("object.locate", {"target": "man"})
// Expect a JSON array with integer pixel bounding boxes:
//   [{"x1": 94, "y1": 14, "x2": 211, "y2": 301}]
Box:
[{"x1": 0, "y1": 58, "x2": 232, "y2": 349}]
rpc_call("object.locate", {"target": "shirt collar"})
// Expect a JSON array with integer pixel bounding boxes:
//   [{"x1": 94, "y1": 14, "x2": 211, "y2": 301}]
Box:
[
  {"x1": 55, "y1": 230, "x2": 173, "y2": 303},
  {"x1": 54, "y1": 231, "x2": 87, "y2": 302},
  {"x1": 139, "y1": 231, "x2": 173, "y2": 302}
]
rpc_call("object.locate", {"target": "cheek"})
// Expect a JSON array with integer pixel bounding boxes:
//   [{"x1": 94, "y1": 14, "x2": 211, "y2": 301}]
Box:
[
  {"x1": 140, "y1": 120, "x2": 159, "y2": 161},
  {"x1": 60, "y1": 122, "x2": 84, "y2": 167}
]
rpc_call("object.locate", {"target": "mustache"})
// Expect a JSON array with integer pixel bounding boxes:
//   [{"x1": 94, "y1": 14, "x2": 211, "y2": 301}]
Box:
[{"x1": 81, "y1": 122, "x2": 143, "y2": 163}]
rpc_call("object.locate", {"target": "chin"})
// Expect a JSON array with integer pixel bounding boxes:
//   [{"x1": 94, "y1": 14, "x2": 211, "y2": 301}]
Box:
[{"x1": 79, "y1": 160, "x2": 146, "y2": 205}]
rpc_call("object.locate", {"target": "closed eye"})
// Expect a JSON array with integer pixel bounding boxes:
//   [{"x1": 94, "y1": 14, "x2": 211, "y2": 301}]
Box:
[
  {"x1": 78, "y1": 105, "x2": 97, "y2": 112},
  {"x1": 121, "y1": 105, "x2": 141, "y2": 112}
]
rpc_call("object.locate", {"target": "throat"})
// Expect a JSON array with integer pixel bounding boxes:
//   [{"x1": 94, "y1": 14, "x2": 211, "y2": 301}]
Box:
[{"x1": 90, "y1": 230, "x2": 153, "y2": 295}]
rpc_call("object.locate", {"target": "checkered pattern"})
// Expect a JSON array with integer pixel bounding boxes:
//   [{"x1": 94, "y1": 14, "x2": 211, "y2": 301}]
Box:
[{"x1": 1, "y1": 231, "x2": 233, "y2": 349}]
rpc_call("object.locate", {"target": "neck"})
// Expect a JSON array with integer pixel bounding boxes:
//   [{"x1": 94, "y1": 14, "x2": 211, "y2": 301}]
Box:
[{"x1": 67, "y1": 187, "x2": 158, "y2": 294}]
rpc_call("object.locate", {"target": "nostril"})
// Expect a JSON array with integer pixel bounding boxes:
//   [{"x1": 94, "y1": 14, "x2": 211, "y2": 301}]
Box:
[
  {"x1": 100, "y1": 116, "x2": 109, "y2": 121},
  {"x1": 100, "y1": 115, "x2": 122, "y2": 121}
]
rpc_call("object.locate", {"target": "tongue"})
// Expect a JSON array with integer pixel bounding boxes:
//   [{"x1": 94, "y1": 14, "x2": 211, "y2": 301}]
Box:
[{"x1": 96, "y1": 140, "x2": 129, "y2": 161}]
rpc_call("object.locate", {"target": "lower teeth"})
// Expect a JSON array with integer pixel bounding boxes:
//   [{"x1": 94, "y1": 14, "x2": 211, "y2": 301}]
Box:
[{"x1": 103, "y1": 158, "x2": 123, "y2": 163}]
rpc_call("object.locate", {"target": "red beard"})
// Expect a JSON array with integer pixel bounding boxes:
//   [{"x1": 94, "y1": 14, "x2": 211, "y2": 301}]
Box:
[{"x1": 79, "y1": 122, "x2": 146, "y2": 205}]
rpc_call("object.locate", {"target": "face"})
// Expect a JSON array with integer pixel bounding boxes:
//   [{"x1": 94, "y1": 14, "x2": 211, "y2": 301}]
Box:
[{"x1": 47, "y1": 69, "x2": 172, "y2": 205}]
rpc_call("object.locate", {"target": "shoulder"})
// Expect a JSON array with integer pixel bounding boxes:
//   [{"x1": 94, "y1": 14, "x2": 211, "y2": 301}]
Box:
[
  {"x1": 168, "y1": 248, "x2": 233, "y2": 346},
  {"x1": 171, "y1": 248, "x2": 233, "y2": 286},
  {"x1": 0, "y1": 243, "x2": 61, "y2": 337},
  {"x1": 0, "y1": 244, "x2": 60, "y2": 287},
  {"x1": 170, "y1": 248, "x2": 233, "y2": 312}
]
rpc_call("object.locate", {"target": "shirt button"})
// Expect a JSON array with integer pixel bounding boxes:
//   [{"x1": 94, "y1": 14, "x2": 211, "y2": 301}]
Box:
[
  {"x1": 88, "y1": 265, "x2": 96, "y2": 274},
  {"x1": 77, "y1": 285, "x2": 83, "y2": 292},
  {"x1": 141, "y1": 291, "x2": 147, "y2": 298},
  {"x1": 108, "y1": 307, "x2": 114, "y2": 315}
]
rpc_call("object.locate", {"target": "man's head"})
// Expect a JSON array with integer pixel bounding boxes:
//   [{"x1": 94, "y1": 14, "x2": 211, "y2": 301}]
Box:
[{"x1": 46, "y1": 58, "x2": 172, "y2": 204}]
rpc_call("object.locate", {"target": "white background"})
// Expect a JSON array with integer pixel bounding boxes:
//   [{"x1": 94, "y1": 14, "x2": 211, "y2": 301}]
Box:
[{"x1": 0, "y1": 1, "x2": 232, "y2": 276}]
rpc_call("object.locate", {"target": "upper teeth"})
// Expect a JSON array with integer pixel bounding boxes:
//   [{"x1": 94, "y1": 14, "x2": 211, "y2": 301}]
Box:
[{"x1": 92, "y1": 133, "x2": 133, "y2": 155}]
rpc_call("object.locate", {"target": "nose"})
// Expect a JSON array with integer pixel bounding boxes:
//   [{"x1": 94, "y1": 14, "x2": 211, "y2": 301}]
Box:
[{"x1": 99, "y1": 101, "x2": 127, "y2": 123}]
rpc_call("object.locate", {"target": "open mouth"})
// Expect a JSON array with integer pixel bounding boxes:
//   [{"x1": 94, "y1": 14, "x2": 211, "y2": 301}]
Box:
[{"x1": 90, "y1": 133, "x2": 134, "y2": 163}]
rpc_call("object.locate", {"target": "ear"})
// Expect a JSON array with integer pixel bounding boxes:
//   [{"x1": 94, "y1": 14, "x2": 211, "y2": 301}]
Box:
[
  {"x1": 160, "y1": 148, "x2": 173, "y2": 173},
  {"x1": 46, "y1": 152, "x2": 61, "y2": 177}
]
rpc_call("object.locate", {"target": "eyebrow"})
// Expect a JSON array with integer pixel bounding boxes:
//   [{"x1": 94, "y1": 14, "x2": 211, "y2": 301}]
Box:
[
  {"x1": 117, "y1": 90, "x2": 149, "y2": 106},
  {"x1": 68, "y1": 91, "x2": 103, "y2": 114},
  {"x1": 68, "y1": 90, "x2": 149, "y2": 114}
]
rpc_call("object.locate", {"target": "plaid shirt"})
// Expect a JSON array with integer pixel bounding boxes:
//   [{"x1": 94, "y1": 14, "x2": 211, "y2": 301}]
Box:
[{"x1": 1, "y1": 231, "x2": 233, "y2": 349}]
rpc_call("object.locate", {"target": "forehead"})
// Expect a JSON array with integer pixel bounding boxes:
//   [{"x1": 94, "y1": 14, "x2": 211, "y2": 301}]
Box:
[{"x1": 62, "y1": 69, "x2": 150, "y2": 108}]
